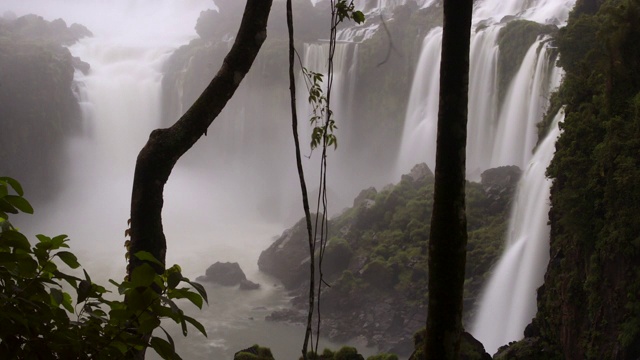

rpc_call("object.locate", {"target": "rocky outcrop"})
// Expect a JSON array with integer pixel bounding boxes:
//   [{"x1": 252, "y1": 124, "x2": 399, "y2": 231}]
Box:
[
  {"x1": 233, "y1": 345, "x2": 275, "y2": 360},
  {"x1": 410, "y1": 330, "x2": 492, "y2": 360},
  {"x1": 480, "y1": 165, "x2": 521, "y2": 214},
  {"x1": 239, "y1": 279, "x2": 260, "y2": 291},
  {"x1": 198, "y1": 262, "x2": 247, "y2": 286},
  {"x1": 258, "y1": 164, "x2": 519, "y2": 355},
  {"x1": 0, "y1": 14, "x2": 91, "y2": 200},
  {"x1": 257, "y1": 217, "x2": 312, "y2": 290}
]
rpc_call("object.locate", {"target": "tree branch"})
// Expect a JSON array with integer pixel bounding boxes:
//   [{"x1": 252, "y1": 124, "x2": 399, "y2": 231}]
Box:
[{"x1": 128, "y1": 0, "x2": 273, "y2": 275}]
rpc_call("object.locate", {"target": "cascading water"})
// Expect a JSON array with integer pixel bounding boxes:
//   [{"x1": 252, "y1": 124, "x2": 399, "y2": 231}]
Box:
[
  {"x1": 397, "y1": 0, "x2": 571, "y2": 177},
  {"x1": 2, "y1": 0, "x2": 580, "y2": 357},
  {"x1": 395, "y1": 0, "x2": 575, "y2": 354},
  {"x1": 489, "y1": 36, "x2": 562, "y2": 169},
  {"x1": 1, "y1": 1, "x2": 371, "y2": 358},
  {"x1": 471, "y1": 110, "x2": 564, "y2": 355}
]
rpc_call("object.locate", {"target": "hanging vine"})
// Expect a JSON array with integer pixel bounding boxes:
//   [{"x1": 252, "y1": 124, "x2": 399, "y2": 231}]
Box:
[{"x1": 286, "y1": 1, "x2": 364, "y2": 359}]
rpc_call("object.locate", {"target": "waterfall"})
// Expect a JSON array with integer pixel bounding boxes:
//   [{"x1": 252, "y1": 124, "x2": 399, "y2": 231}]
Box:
[
  {"x1": 395, "y1": 27, "x2": 442, "y2": 174},
  {"x1": 395, "y1": 0, "x2": 576, "y2": 354},
  {"x1": 489, "y1": 36, "x2": 562, "y2": 169},
  {"x1": 396, "y1": 4, "x2": 568, "y2": 177},
  {"x1": 471, "y1": 110, "x2": 564, "y2": 355}
]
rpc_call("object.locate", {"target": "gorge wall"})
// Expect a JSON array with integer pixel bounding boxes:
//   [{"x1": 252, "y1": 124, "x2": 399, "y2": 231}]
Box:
[
  {"x1": 500, "y1": 0, "x2": 640, "y2": 359},
  {"x1": 0, "y1": 13, "x2": 90, "y2": 200}
]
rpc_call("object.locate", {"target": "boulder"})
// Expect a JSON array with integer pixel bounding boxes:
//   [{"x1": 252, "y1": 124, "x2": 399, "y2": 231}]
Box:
[
  {"x1": 353, "y1": 186, "x2": 377, "y2": 208},
  {"x1": 199, "y1": 262, "x2": 247, "y2": 286},
  {"x1": 258, "y1": 217, "x2": 311, "y2": 289},
  {"x1": 406, "y1": 163, "x2": 433, "y2": 182},
  {"x1": 480, "y1": 165, "x2": 521, "y2": 214},
  {"x1": 239, "y1": 279, "x2": 260, "y2": 291}
]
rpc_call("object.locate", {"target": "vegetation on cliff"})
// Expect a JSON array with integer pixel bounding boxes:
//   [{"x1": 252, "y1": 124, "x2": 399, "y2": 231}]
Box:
[
  {"x1": 259, "y1": 164, "x2": 520, "y2": 354},
  {"x1": 505, "y1": 0, "x2": 640, "y2": 358}
]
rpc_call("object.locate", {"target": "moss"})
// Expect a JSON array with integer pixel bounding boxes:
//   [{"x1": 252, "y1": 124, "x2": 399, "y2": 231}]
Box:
[
  {"x1": 533, "y1": 1, "x2": 640, "y2": 358},
  {"x1": 234, "y1": 345, "x2": 275, "y2": 360},
  {"x1": 334, "y1": 346, "x2": 365, "y2": 360}
]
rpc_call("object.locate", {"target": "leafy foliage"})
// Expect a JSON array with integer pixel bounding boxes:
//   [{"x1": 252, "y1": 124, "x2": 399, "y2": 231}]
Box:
[
  {"x1": 530, "y1": 0, "x2": 640, "y2": 358},
  {"x1": 0, "y1": 177, "x2": 207, "y2": 359}
]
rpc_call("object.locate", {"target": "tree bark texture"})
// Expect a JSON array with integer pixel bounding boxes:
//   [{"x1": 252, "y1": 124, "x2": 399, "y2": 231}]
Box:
[
  {"x1": 128, "y1": 0, "x2": 273, "y2": 275},
  {"x1": 425, "y1": 0, "x2": 473, "y2": 359}
]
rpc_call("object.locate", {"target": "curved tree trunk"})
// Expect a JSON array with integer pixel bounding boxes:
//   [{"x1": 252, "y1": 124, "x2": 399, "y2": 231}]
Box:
[
  {"x1": 425, "y1": 0, "x2": 473, "y2": 359},
  {"x1": 127, "y1": 0, "x2": 273, "y2": 275}
]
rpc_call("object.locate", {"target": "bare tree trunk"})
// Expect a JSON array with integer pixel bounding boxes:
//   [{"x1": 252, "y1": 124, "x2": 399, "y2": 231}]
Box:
[
  {"x1": 424, "y1": 0, "x2": 473, "y2": 359},
  {"x1": 127, "y1": 0, "x2": 273, "y2": 275}
]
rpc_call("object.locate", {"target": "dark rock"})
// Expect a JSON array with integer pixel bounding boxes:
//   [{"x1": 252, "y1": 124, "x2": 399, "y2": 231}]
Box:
[
  {"x1": 199, "y1": 262, "x2": 246, "y2": 286},
  {"x1": 480, "y1": 165, "x2": 521, "y2": 213},
  {"x1": 258, "y1": 217, "x2": 311, "y2": 289},
  {"x1": 265, "y1": 308, "x2": 306, "y2": 323},
  {"x1": 72, "y1": 56, "x2": 91, "y2": 74},
  {"x1": 459, "y1": 332, "x2": 492, "y2": 360},
  {"x1": 239, "y1": 279, "x2": 260, "y2": 290},
  {"x1": 403, "y1": 163, "x2": 433, "y2": 182},
  {"x1": 69, "y1": 23, "x2": 93, "y2": 39},
  {"x1": 523, "y1": 318, "x2": 540, "y2": 338},
  {"x1": 353, "y1": 186, "x2": 377, "y2": 207},
  {"x1": 493, "y1": 337, "x2": 562, "y2": 360}
]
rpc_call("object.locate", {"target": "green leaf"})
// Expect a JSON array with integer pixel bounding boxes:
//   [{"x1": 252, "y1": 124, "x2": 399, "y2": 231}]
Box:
[
  {"x1": 127, "y1": 287, "x2": 157, "y2": 311},
  {"x1": 53, "y1": 270, "x2": 80, "y2": 289},
  {"x1": 180, "y1": 316, "x2": 188, "y2": 336},
  {"x1": 16, "y1": 256, "x2": 38, "y2": 276},
  {"x1": 78, "y1": 279, "x2": 92, "y2": 303},
  {"x1": 184, "y1": 315, "x2": 207, "y2": 337},
  {"x1": 51, "y1": 234, "x2": 69, "y2": 248},
  {"x1": 185, "y1": 280, "x2": 208, "y2": 304},
  {"x1": 168, "y1": 288, "x2": 203, "y2": 309},
  {"x1": 56, "y1": 251, "x2": 81, "y2": 269},
  {"x1": 1, "y1": 230, "x2": 31, "y2": 250},
  {"x1": 0, "y1": 199, "x2": 18, "y2": 214},
  {"x1": 0, "y1": 184, "x2": 7, "y2": 198},
  {"x1": 83, "y1": 269, "x2": 92, "y2": 283},
  {"x1": 138, "y1": 313, "x2": 161, "y2": 333},
  {"x1": 0, "y1": 177, "x2": 24, "y2": 196},
  {"x1": 353, "y1": 10, "x2": 365, "y2": 24},
  {"x1": 110, "y1": 341, "x2": 129, "y2": 354},
  {"x1": 62, "y1": 292, "x2": 74, "y2": 312},
  {"x1": 167, "y1": 271, "x2": 182, "y2": 290},
  {"x1": 4, "y1": 195, "x2": 33, "y2": 214},
  {"x1": 130, "y1": 264, "x2": 158, "y2": 288},
  {"x1": 134, "y1": 251, "x2": 164, "y2": 267},
  {"x1": 160, "y1": 327, "x2": 176, "y2": 349},
  {"x1": 150, "y1": 336, "x2": 180, "y2": 360},
  {"x1": 50, "y1": 287, "x2": 64, "y2": 306}
]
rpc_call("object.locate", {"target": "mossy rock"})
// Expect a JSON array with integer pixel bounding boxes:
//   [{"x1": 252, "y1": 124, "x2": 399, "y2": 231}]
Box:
[{"x1": 234, "y1": 345, "x2": 275, "y2": 360}]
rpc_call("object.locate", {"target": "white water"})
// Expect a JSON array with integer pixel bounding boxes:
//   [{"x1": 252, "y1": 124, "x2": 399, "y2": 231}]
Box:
[
  {"x1": 471, "y1": 110, "x2": 564, "y2": 355},
  {"x1": 2, "y1": 0, "x2": 579, "y2": 357},
  {"x1": 1, "y1": 1, "x2": 373, "y2": 358},
  {"x1": 395, "y1": 0, "x2": 575, "y2": 354},
  {"x1": 397, "y1": 1, "x2": 567, "y2": 177},
  {"x1": 489, "y1": 35, "x2": 562, "y2": 169}
]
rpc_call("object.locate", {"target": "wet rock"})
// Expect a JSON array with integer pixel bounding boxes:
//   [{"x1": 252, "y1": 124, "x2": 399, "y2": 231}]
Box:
[
  {"x1": 198, "y1": 262, "x2": 246, "y2": 286},
  {"x1": 258, "y1": 217, "x2": 311, "y2": 289},
  {"x1": 239, "y1": 279, "x2": 260, "y2": 290},
  {"x1": 353, "y1": 186, "x2": 377, "y2": 207}
]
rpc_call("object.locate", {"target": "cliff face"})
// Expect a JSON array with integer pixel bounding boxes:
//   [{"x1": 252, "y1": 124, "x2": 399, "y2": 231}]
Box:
[
  {"x1": 0, "y1": 14, "x2": 90, "y2": 200},
  {"x1": 503, "y1": 1, "x2": 640, "y2": 358}
]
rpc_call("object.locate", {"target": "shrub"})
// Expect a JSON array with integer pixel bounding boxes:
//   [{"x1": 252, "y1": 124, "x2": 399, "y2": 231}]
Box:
[{"x1": 0, "y1": 176, "x2": 207, "y2": 359}]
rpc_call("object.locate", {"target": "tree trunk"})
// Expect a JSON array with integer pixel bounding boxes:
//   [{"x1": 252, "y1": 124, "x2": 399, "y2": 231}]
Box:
[
  {"x1": 127, "y1": 0, "x2": 273, "y2": 275},
  {"x1": 425, "y1": 0, "x2": 473, "y2": 359}
]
